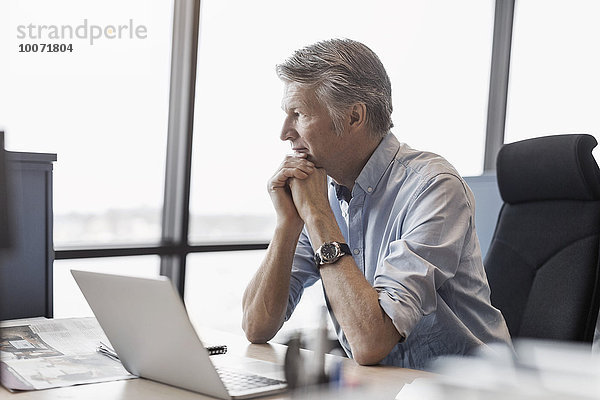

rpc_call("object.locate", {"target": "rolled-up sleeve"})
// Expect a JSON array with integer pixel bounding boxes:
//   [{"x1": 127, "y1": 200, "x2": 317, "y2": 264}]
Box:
[
  {"x1": 285, "y1": 227, "x2": 320, "y2": 321},
  {"x1": 374, "y1": 173, "x2": 472, "y2": 339}
]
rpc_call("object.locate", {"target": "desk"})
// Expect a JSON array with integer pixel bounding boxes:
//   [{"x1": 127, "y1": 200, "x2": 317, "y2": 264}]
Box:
[{"x1": 0, "y1": 327, "x2": 432, "y2": 399}]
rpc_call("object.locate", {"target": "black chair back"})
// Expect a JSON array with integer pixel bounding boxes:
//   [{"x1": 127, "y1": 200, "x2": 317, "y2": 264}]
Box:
[{"x1": 485, "y1": 134, "x2": 600, "y2": 342}]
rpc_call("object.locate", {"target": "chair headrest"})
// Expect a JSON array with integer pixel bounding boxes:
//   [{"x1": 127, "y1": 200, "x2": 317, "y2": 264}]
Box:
[{"x1": 497, "y1": 134, "x2": 600, "y2": 204}]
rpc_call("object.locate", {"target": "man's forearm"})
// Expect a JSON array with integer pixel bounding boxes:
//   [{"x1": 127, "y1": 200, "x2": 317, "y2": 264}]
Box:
[
  {"x1": 304, "y1": 212, "x2": 402, "y2": 365},
  {"x1": 242, "y1": 223, "x2": 302, "y2": 343}
]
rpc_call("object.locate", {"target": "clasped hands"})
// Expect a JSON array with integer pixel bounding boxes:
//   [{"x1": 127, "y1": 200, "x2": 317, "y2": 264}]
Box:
[{"x1": 268, "y1": 153, "x2": 330, "y2": 229}]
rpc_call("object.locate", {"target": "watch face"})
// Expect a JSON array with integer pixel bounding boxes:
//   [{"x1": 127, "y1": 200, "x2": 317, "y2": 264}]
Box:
[{"x1": 321, "y1": 243, "x2": 339, "y2": 262}]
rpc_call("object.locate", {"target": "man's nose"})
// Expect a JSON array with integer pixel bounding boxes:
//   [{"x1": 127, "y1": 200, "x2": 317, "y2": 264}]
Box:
[{"x1": 280, "y1": 117, "x2": 297, "y2": 142}]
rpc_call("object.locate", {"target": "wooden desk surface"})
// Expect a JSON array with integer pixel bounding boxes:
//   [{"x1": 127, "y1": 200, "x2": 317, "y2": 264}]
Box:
[{"x1": 0, "y1": 327, "x2": 432, "y2": 399}]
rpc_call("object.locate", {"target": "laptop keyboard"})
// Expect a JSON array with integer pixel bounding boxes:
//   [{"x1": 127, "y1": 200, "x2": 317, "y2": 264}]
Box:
[{"x1": 215, "y1": 367, "x2": 285, "y2": 392}]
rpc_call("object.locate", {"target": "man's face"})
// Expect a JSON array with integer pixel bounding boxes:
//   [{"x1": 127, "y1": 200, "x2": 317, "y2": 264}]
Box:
[{"x1": 280, "y1": 82, "x2": 345, "y2": 170}]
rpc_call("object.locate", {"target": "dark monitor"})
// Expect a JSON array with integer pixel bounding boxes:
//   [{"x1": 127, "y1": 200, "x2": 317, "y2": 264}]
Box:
[{"x1": 0, "y1": 131, "x2": 10, "y2": 248}]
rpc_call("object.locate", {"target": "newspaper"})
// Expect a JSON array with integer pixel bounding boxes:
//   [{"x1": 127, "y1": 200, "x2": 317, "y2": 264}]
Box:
[{"x1": 0, "y1": 317, "x2": 136, "y2": 391}]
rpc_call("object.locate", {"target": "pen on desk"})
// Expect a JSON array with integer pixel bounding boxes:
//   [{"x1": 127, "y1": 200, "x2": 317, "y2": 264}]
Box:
[
  {"x1": 206, "y1": 345, "x2": 228, "y2": 355},
  {"x1": 97, "y1": 341, "x2": 120, "y2": 362},
  {"x1": 96, "y1": 342, "x2": 226, "y2": 360}
]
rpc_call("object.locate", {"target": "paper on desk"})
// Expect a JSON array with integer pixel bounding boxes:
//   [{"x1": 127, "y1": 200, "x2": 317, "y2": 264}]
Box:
[
  {"x1": 0, "y1": 317, "x2": 136, "y2": 391},
  {"x1": 398, "y1": 341, "x2": 600, "y2": 400},
  {"x1": 395, "y1": 378, "x2": 443, "y2": 400}
]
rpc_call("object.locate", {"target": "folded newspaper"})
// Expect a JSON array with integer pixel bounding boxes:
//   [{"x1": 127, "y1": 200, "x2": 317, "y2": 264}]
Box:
[{"x1": 0, "y1": 317, "x2": 136, "y2": 391}]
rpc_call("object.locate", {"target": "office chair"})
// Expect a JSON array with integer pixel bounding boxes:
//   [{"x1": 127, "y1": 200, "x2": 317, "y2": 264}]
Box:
[{"x1": 484, "y1": 134, "x2": 600, "y2": 343}]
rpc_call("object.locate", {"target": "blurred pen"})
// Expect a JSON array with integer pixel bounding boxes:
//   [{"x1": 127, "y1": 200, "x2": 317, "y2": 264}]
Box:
[{"x1": 97, "y1": 341, "x2": 120, "y2": 362}]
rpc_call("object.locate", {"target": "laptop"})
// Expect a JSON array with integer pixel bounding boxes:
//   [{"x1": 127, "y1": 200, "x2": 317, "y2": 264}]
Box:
[{"x1": 71, "y1": 269, "x2": 287, "y2": 399}]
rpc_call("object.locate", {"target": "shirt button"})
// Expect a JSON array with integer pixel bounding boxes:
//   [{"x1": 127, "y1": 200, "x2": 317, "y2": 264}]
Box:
[
  {"x1": 353, "y1": 248, "x2": 360, "y2": 255},
  {"x1": 367, "y1": 187, "x2": 373, "y2": 193}
]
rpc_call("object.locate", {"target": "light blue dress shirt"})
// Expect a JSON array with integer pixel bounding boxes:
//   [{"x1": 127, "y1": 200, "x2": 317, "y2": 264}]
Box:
[{"x1": 285, "y1": 133, "x2": 512, "y2": 370}]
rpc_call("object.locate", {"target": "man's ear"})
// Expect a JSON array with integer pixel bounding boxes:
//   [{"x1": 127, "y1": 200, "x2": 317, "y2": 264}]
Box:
[{"x1": 348, "y1": 103, "x2": 367, "y2": 129}]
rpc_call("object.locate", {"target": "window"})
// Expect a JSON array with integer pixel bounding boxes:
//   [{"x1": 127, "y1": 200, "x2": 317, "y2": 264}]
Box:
[
  {"x1": 53, "y1": 256, "x2": 160, "y2": 318},
  {"x1": 188, "y1": 0, "x2": 495, "y2": 244},
  {"x1": 184, "y1": 251, "x2": 331, "y2": 343},
  {"x1": 505, "y1": 0, "x2": 600, "y2": 153},
  {"x1": 0, "y1": 0, "x2": 173, "y2": 317},
  {"x1": 0, "y1": 0, "x2": 174, "y2": 247}
]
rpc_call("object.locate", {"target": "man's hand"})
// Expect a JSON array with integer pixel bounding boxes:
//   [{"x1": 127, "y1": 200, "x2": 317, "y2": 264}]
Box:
[
  {"x1": 268, "y1": 154, "x2": 315, "y2": 230},
  {"x1": 288, "y1": 167, "x2": 330, "y2": 223},
  {"x1": 243, "y1": 154, "x2": 315, "y2": 343}
]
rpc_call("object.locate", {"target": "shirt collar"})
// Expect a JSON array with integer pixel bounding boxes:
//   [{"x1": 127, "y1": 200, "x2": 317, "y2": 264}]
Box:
[
  {"x1": 330, "y1": 132, "x2": 400, "y2": 199},
  {"x1": 354, "y1": 132, "x2": 400, "y2": 195}
]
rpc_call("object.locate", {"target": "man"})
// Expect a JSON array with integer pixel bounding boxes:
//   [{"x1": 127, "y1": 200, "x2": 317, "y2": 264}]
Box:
[{"x1": 242, "y1": 38, "x2": 511, "y2": 369}]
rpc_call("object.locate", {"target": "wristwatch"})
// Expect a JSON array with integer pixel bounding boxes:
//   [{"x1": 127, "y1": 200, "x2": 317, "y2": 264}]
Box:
[{"x1": 314, "y1": 241, "x2": 351, "y2": 266}]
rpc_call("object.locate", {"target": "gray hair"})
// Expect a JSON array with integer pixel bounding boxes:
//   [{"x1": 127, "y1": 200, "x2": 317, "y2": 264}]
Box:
[{"x1": 276, "y1": 38, "x2": 393, "y2": 138}]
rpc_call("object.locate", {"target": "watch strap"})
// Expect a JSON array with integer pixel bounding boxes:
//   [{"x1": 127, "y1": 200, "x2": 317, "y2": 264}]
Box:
[{"x1": 338, "y1": 243, "x2": 351, "y2": 256}]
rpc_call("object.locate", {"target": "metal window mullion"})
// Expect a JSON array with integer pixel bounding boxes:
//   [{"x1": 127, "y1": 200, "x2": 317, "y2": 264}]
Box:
[
  {"x1": 484, "y1": 0, "x2": 516, "y2": 171},
  {"x1": 161, "y1": 0, "x2": 201, "y2": 296},
  {"x1": 54, "y1": 242, "x2": 269, "y2": 260}
]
